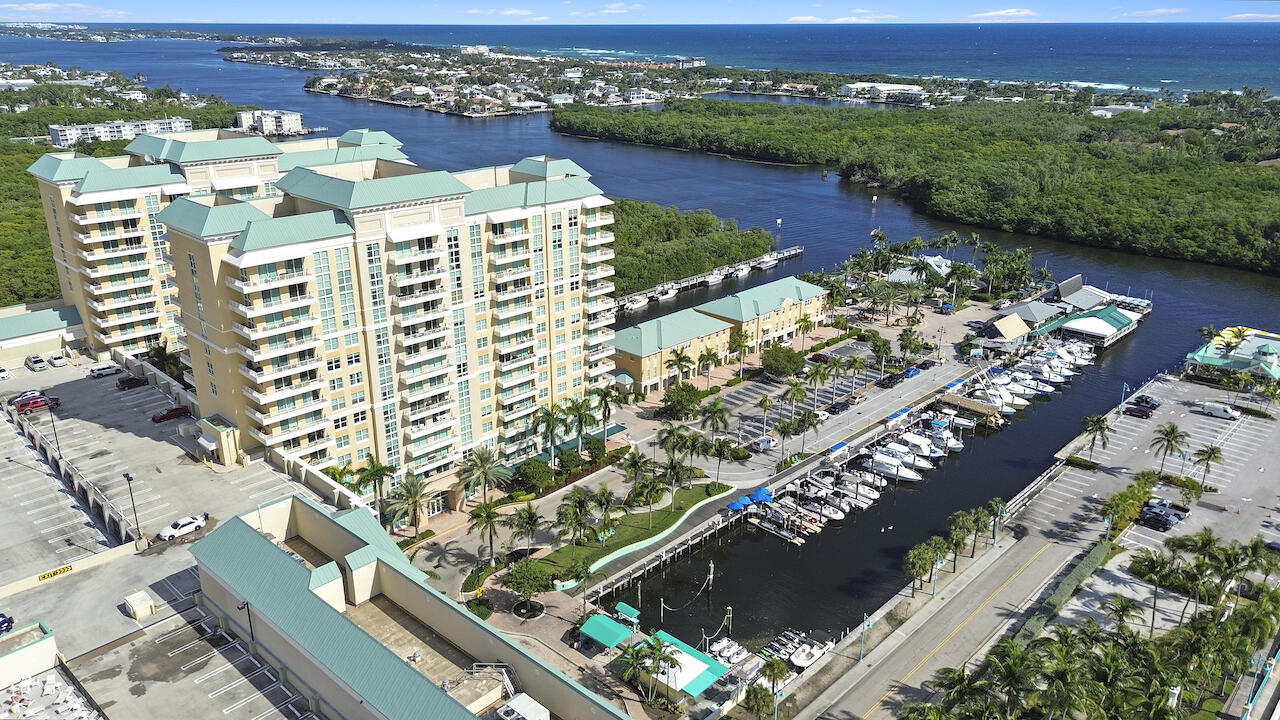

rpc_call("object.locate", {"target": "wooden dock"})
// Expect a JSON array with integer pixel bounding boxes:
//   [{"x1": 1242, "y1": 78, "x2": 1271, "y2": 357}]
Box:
[
  {"x1": 617, "y1": 245, "x2": 804, "y2": 310},
  {"x1": 938, "y1": 393, "x2": 1001, "y2": 417}
]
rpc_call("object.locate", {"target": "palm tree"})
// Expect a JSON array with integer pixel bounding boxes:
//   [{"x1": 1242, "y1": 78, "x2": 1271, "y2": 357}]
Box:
[
  {"x1": 644, "y1": 634, "x2": 680, "y2": 702},
  {"x1": 384, "y1": 475, "x2": 431, "y2": 535},
  {"x1": 659, "y1": 454, "x2": 686, "y2": 510},
  {"x1": 657, "y1": 420, "x2": 692, "y2": 462},
  {"x1": 987, "y1": 640, "x2": 1041, "y2": 720},
  {"x1": 468, "y1": 502, "x2": 503, "y2": 568},
  {"x1": 795, "y1": 409, "x2": 820, "y2": 454},
  {"x1": 531, "y1": 403, "x2": 566, "y2": 472},
  {"x1": 776, "y1": 418, "x2": 797, "y2": 459},
  {"x1": 1140, "y1": 550, "x2": 1176, "y2": 637},
  {"x1": 869, "y1": 335, "x2": 893, "y2": 373},
  {"x1": 757, "y1": 395, "x2": 774, "y2": 434},
  {"x1": 591, "y1": 486, "x2": 625, "y2": 544},
  {"x1": 564, "y1": 397, "x2": 597, "y2": 454},
  {"x1": 826, "y1": 356, "x2": 848, "y2": 404},
  {"x1": 797, "y1": 313, "x2": 815, "y2": 350},
  {"x1": 1192, "y1": 443, "x2": 1224, "y2": 484},
  {"x1": 1103, "y1": 593, "x2": 1142, "y2": 632},
  {"x1": 782, "y1": 378, "x2": 807, "y2": 420},
  {"x1": 620, "y1": 448, "x2": 653, "y2": 485},
  {"x1": 762, "y1": 656, "x2": 789, "y2": 709},
  {"x1": 322, "y1": 460, "x2": 363, "y2": 495},
  {"x1": 729, "y1": 328, "x2": 749, "y2": 378},
  {"x1": 897, "y1": 327, "x2": 921, "y2": 363},
  {"x1": 503, "y1": 501, "x2": 549, "y2": 554},
  {"x1": 1198, "y1": 324, "x2": 1220, "y2": 344},
  {"x1": 847, "y1": 355, "x2": 867, "y2": 389},
  {"x1": 881, "y1": 284, "x2": 905, "y2": 324},
  {"x1": 708, "y1": 436, "x2": 736, "y2": 484},
  {"x1": 1083, "y1": 414, "x2": 1111, "y2": 460},
  {"x1": 806, "y1": 363, "x2": 830, "y2": 407},
  {"x1": 630, "y1": 474, "x2": 667, "y2": 528},
  {"x1": 1150, "y1": 422, "x2": 1190, "y2": 475},
  {"x1": 696, "y1": 348, "x2": 721, "y2": 389},
  {"x1": 358, "y1": 457, "x2": 397, "y2": 516},
  {"x1": 458, "y1": 446, "x2": 511, "y2": 505},
  {"x1": 589, "y1": 385, "x2": 620, "y2": 444},
  {"x1": 699, "y1": 397, "x2": 730, "y2": 437},
  {"x1": 665, "y1": 347, "x2": 693, "y2": 385},
  {"x1": 616, "y1": 645, "x2": 647, "y2": 688},
  {"x1": 932, "y1": 664, "x2": 986, "y2": 712},
  {"x1": 555, "y1": 488, "x2": 594, "y2": 561}
]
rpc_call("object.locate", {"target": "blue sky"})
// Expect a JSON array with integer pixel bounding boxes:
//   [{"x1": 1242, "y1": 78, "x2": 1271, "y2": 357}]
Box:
[{"x1": 1, "y1": 0, "x2": 1279, "y2": 24}]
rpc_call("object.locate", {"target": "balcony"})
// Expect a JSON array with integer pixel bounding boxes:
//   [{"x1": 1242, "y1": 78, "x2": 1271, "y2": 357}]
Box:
[
  {"x1": 402, "y1": 361, "x2": 451, "y2": 385},
  {"x1": 406, "y1": 412, "x2": 456, "y2": 440},
  {"x1": 78, "y1": 244, "x2": 149, "y2": 263},
  {"x1": 237, "y1": 335, "x2": 323, "y2": 362},
  {"x1": 70, "y1": 208, "x2": 143, "y2": 226},
  {"x1": 242, "y1": 378, "x2": 326, "y2": 405},
  {"x1": 589, "y1": 327, "x2": 616, "y2": 344},
  {"x1": 245, "y1": 395, "x2": 328, "y2": 426},
  {"x1": 226, "y1": 270, "x2": 313, "y2": 293},
  {"x1": 392, "y1": 286, "x2": 449, "y2": 309},
  {"x1": 398, "y1": 323, "x2": 449, "y2": 345},
  {"x1": 496, "y1": 367, "x2": 537, "y2": 388},
  {"x1": 495, "y1": 319, "x2": 536, "y2": 338},
  {"x1": 588, "y1": 343, "x2": 614, "y2": 363},
  {"x1": 493, "y1": 265, "x2": 535, "y2": 284},
  {"x1": 410, "y1": 452, "x2": 456, "y2": 476},
  {"x1": 393, "y1": 244, "x2": 446, "y2": 265},
  {"x1": 491, "y1": 248, "x2": 536, "y2": 267},
  {"x1": 407, "y1": 432, "x2": 454, "y2": 458},
  {"x1": 239, "y1": 355, "x2": 324, "y2": 384},
  {"x1": 87, "y1": 293, "x2": 156, "y2": 313},
  {"x1": 74, "y1": 226, "x2": 146, "y2": 243},
  {"x1": 500, "y1": 420, "x2": 535, "y2": 439},
  {"x1": 234, "y1": 314, "x2": 314, "y2": 341},
  {"x1": 405, "y1": 381, "x2": 452, "y2": 405},
  {"x1": 390, "y1": 266, "x2": 447, "y2": 287},
  {"x1": 80, "y1": 261, "x2": 155, "y2": 280},
  {"x1": 588, "y1": 359, "x2": 616, "y2": 376},
  {"x1": 500, "y1": 401, "x2": 541, "y2": 422},
  {"x1": 586, "y1": 280, "x2": 615, "y2": 297},
  {"x1": 584, "y1": 212, "x2": 614, "y2": 227},
  {"x1": 249, "y1": 414, "x2": 330, "y2": 446},
  {"x1": 494, "y1": 300, "x2": 534, "y2": 321},
  {"x1": 287, "y1": 435, "x2": 337, "y2": 459},
  {"x1": 88, "y1": 276, "x2": 153, "y2": 294},
  {"x1": 95, "y1": 307, "x2": 163, "y2": 329},
  {"x1": 230, "y1": 294, "x2": 316, "y2": 318},
  {"x1": 404, "y1": 397, "x2": 458, "y2": 424},
  {"x1": 94, "y1": 323, "x2": 161, "y2": 347},
  {"x1": 586, "y1": 264, "x2": 615, "y2": 282},
  {"x1": 500, "y1": 384, "x2": 539, "y2": 407},
  {"x1": 584, "y1": 248, "x2": 615, "y2": 264},
  {"x1": 399, "y1": 342, "x2": 451, "y2": 368},
  {"x1": 493, "y1": 283, "x2": 537, "y2": 303},
  {"x1": 583, "y1": 231, "x2": 614, "y2": 247},
  {"x1": 586, "y1": 297, "x2": 617, "y2": 313},
  {"x1": 497, "y1": 351, "x2": 537, "y2": 372},
  {"x1": 397, "y1": 300, "x2": 450, "y2": 325},
  {"x1": 587, "y1": 312, "x2": 615, "y2": 330}
]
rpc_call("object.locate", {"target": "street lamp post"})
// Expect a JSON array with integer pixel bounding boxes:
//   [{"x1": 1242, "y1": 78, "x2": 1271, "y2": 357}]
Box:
[
  {"x1": 932, "y1": 552, "x2": 943, "y2": 597},
  {"x1": 859, "y1": 612, "x2": 873, "y2": 661},
  {"x1": 123, "y1": 472, "x2": 142, "y2": 544},
  {"x1": 46, "y1": 406, "x2": 62, "y2": 460},
  {"x1": 236, "y1": 600, "x2": 255, "y2": 644}
]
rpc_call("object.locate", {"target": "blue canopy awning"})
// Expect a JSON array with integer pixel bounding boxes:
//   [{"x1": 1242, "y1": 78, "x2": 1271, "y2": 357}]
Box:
[
  {"x1": 749, "y1": 488, "x2": 773, "y2": 502},
  {"x1": 737, "y1": 496, "x2": 754, "y2": 506},
  {"x1": 727, "y1": 501, "x2": 744, "y2": 511}
]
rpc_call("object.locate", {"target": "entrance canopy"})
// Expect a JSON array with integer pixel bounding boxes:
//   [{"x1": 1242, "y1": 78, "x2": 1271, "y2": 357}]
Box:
[
  {"x1": 615, "y1": 602, "x2": 640, "y2": 621},
  {"x1": 581, "y1": 614, "x2": 632, "y2": 649}
]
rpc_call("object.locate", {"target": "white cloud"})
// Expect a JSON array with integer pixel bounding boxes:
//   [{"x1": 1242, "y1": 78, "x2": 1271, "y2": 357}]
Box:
[
  {"x1": 0, "y1": 1, "x2": 128, "y2": 17},
  {"x1": 599, "y1": 1, "x2": 645, "y2": 13},
  {"x1": 1121, "y1": 7, "x2": 1187, "y2": 17},
  {"x1": 500, "y1": 7, "x2": 532, "y2": 13},
  {"x1": 787, "y1": 9, "x2": 894, "y2": 23},
  {"x1": 786, "y1": 15, "x2": 825, "y2": 22},
  {"x1": 968, "y1": 8, "x2": 1039, "y2": 18},
  {"x1": 527, "y1": 14, "x2": 549, "y2": 20},
  {"x1": 465, "y1": 8, "x2": 495, "y2": 13},
  {"x1": 1223, "y1": 13, "x2": 1280, "y2": 21}
]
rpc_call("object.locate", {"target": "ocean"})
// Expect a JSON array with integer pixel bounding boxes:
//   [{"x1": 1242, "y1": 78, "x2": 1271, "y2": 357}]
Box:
[{"x1": 87, "y1": 22, "x2": 1280, "y2": 92}]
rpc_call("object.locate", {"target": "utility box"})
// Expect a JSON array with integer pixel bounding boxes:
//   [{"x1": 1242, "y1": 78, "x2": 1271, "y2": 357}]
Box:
[{"x1": 124, "y1": 590, "x2": 155, "y2": 621}]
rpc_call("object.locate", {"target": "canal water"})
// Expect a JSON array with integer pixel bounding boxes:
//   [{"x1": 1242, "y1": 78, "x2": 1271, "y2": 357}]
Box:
[{"x1": 6, "y1": 36, "x2": 1280, "y2": 644}]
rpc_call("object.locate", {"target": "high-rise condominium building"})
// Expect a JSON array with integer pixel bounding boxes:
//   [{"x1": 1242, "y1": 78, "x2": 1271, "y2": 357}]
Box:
[{"x1": 158, "y1": 147, "x2": 615, "y2": 516}]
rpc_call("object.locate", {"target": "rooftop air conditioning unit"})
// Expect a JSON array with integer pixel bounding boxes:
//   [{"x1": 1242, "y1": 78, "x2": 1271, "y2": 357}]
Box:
[{"x1": 495, "y1": 694, "x2": 548, "y2": 720}]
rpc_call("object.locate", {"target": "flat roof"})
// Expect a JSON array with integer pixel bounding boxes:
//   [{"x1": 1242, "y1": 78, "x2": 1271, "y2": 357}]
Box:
[{"x1": 611, "y1": 307, "x2": 731, "y2": 358}]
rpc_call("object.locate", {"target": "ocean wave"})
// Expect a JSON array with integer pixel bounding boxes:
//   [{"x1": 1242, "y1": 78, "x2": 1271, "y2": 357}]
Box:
[{"x1": 1062, "y1": 80, "x2": 1134, "y2": 91}]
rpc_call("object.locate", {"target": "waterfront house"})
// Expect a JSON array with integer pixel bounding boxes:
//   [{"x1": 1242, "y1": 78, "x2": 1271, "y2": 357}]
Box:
[
  {"x1": 885, "y1": 254, "x2": 953, "y2": 284},
  {"x1": 1000, "y1": 300, "x2": 1063, "y2": 330},
  {"x1": 1185, "y1": 327, "x2": 1280, "y2": 382},
  {"x1": 695, "y1": 276, "x2": 829, "y2": 354},
  {"x1": 611, "y1": 308, "x2": 732, "y2": 393}
]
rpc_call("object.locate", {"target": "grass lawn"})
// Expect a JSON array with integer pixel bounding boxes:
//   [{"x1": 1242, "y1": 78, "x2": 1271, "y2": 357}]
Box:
[{"x1": 536, "y1": 483, "x2": 732, "y2": 576}]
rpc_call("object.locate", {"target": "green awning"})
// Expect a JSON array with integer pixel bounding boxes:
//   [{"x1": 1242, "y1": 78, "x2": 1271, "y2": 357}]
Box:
[
  {"x1": 612, "y1": 370, "x2": 636, "y2": 385},
  {"x1": 581, "y1": 614, "x2": 633, "y2": 649},
  {"x1": 615, "y1": 602, "x2": 640, "y2": 620}
]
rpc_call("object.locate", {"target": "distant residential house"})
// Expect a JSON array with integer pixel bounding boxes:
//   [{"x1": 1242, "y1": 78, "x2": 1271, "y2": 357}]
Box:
[
  {"x1": 548, "y1": 93, "x2": 575, "y2": 106},
  {"x1": 561, "y1": 68, "x2": 584, "y2": 80},
  {"x1": 780, "y1": 83, "x2": 819, "y2": 94},
  {"x1": 0, "y1": 78, "x2": 37, "y2": 91},
  {"x1": 116, "y1": 89, "x2": 148, "y2": 102},
  {"x1": 1090, "y1": 103, "x2": 1150, "y2": 118},
  {"x1": 885, "y1": 255, "x2": 954, "y2": 285}
]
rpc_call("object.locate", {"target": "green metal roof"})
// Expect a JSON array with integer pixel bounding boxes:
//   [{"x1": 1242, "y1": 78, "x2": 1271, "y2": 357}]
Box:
[
  {"x1": 510, "y1": 156, "x2": 590, "y2": 180},
  {"x1": 338, "y1": 128, "x2": 404, "y2": 148},
  {"x1": 1185, "y1": 327, "x2": 1280, "y2": 381},
  {"x1": 464, "y1": 177, "x2": 606, "y2": 215},
  {"x1": 1030, "y1": 303, "x2": 1134, "y2": 337},
  {"x1": 0, "y1": 304, "x2": 82, "y2": 342},
  {"x1": 276, "y1": 144, "x2": 409, "y2": 173},
  {"x1": 125, "y1": 133, "x2": 282, "y2": 164},
  {"x1": 74, "y1": 164, "x2": 186, "y2": 194},
  {"x1": 157, "y1": 198, "x2": 269, "y2": 239},
  {"x1": 615, "y1": 602, "x2": 640, "y2": 620},
  {"x1": 190, "y1": 516, "x2": 478, "y2": 720},
  {"x1": 580, "y1": 614, "x2": 633, "y2": 649},
  {"x1": 612, "y1": 307, "x2": 731, "y2": 358},
  {"x1": 696, "y1": 276, "x2": 828, "y2": 323},
  {"x1": 231, "y1": 211, "x2": 354, "y2": 252},
  {"x1": 276, "y1": 166, "x2": 471, "y2": 210},
  {"x1": 27, "y1": 153, "x2": 108, "y2": 183}
]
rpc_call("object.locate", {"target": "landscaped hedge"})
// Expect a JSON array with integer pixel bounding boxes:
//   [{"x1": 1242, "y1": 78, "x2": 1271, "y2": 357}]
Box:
[
  {"x1": 1065, "y1": 455, "x2": 1100, "y2": 470},
  {"x1": 1012, "y1": 539, "x2": 1110, "y2": 647},
  {"x1": 466, "y1": 596, "x2": 494, "y2": 620},
  {"x1": 462, "y1": 564, "x2": 500, "y2": 593},
  {"x1": 1236, "y1": 405, "x2": 1276, "y2": 420},
  {"x1": 707, "y1": 481, "x2": 732, "y2": 495},
  {"x1": 730, "y1": 447, "x2": 751, "y2": 461},
  {"x1": 395, "y1": 528, "x2": 437, "y2": 550},
  {"x1": 531, "y1": 446, "x2": 630, "y2": 499}
]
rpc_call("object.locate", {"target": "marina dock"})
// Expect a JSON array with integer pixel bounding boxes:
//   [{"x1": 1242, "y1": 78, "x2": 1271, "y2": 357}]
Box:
[{"x1": 617, "y1": 245, "x2": 804, "y2": 310}]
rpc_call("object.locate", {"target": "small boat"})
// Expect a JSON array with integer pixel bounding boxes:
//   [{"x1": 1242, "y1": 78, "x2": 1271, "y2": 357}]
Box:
[
  {"x1": 727, "y1": 646, "x2": 750, "y2": 664},
  {"x1": 898, "y1": 432, "x2": 945, "y2": 459},
  {"x1": 843, "y1": 470, "x2": 887, "y2": 488},
  {"x1": 733, "y1": 264, "x2": 751, "y2": 278},
  {"x1": 790, "y1": 634, "x2": 834, "y2": 669},
  {"x1": 803, "y1": 500, "x2": 845, "y2": 521},
  {"x1": 654, "y1": 283, "x2": 677, "y2": 300},
  {"x1": 926, "y1": 428, "x2": 964, "y2": 453},
  {"x1": 883, "y1": 442, "x2": 934, "y2": 470},
  {"x1": 937, "y1": 408, "x2": 978, "y2": 429},
  {"x1": 756, "y1": 253, "x2": 778, "y2": 270},
  {"x1": 859, "y1": 453, "x2": 923, "y2": 482},
  {"x1": 716, "y1": 640, "x2": 741, "y2": 659},
  {"x1": 710, "y1": 637, "x2": 732, "y2": 654},
  {"x1": 1016, "y1": 363, "x2": 1066, "y2": 385},
  {"x1": 704, "y1": 270, "x2": 724, "y2": 286},
  {"x1": 1009, "y1": 372, "x2": 1054, "y2": 394},
  {"x1": 623, "y1": 296, "x2": 648, "y2": 311}
]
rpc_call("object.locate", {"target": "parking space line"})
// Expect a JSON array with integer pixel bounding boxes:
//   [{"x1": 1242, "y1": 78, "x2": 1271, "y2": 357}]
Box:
[
  {"x1": 193, "y1": 653, "x2": 258, "y2": 684},
  {"x1": 209, "y1": 667, "x2": 273, "y2": 699},
  {"x1": 181, "y1": 643, "x2": 242, "y2": 672},
  {"x1": 223, "y1": 680, "x2": 285, "y2": 714},
  {"x1": 169, "y1": 631, "x2": 220, "y2": 657},
  {"x1": 248, "y1": 692, "x2": 299, "y2": 720}
]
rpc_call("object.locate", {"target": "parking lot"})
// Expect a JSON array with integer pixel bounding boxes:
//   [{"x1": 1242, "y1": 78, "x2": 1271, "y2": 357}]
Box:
[
  {"x1": 0, "y1": 360, "x2": 321, "y2": 584},
  {"x1": 75, "y1": 603, "x2": 322, "y2": 720}
]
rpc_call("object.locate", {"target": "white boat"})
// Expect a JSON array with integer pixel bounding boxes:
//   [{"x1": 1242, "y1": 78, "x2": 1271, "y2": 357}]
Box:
[
  {"x1": 710, "y1": 637, "x2": 732, "y2": 654},
  {"x1": 654, "y1": 283, "x2": 677, "y2": 300},
  {"x1": 623, "y1": 296, "x2": 648, "y2": 311},
  {"x1": 715, "y1": 640, "x2": 741, "y2": 659},
  {"x1": 1009, "y1": 372, "x2": 1054, "y2": 394},
  {"x1": 733, "y1": 264, "x2": 751, "y2": 278},
  {"x1": 859, "y1": 453, "x2": 923, "y2": 482},
  {"x1": 803, "y1": 500, "x2": 845, "y2": 521},
  {"x1": 842, "y1": 470, "x2": 886, "y2": 488},
  {"x1": 938, "y1": 408, "x2": 978, "y2": 429},
  {"x1": 790, "y1": 637, "x2": 834, "y2": 669},
  {"x1": 756, "y1": 253, "x2": 778, "y2": 270},
  {"x1": 1021, "y1": 363, "x2": 1067, "y2": 385},
  {"x1": 727, "y1": 646, "x2": 750, "y2": 664},
  {"x1": 704, "y1": 270, "x2": 724, "y2": 286},
  {"x1": 898, "y1": 432, "x2": 945, "y2": 459},
  {"x1": 883, "y1": 442, "x2": 934, "y2": 470}
]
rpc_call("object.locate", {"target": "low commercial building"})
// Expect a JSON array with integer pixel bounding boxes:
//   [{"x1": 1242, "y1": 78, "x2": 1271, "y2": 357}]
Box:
[
  {"x1": 47, "y1": 116, "x2": 193, "y2": 146},
  {"x1": 190, "y1": 494, "x2": 627, "y2": 720},
  {"x1": 1185, "y1": 326, "x2": 1280, "y2": 381},
  {"x1": 0, "y1": 301, "x2": 83, "y2": 365},
  {"x1": 1030, "y1": 304, "x2": 1142, "y2": 348},
  {"x1": 611, "y1": 308, "x2": 732, "y2": 393},
  {"x1": 694, "y1": 276, "x2": 828, "y2": 354}
]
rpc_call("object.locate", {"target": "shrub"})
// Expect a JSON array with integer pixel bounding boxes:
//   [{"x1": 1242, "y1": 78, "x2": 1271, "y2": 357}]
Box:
[
  {"x1": 660, "y1": 381, "x2": 705, "y2": 419},
  {"x1": 396, "y1": 528, "x2": 437, "y2": 550},
  {"x1": 466, "y1": 596, "x2": 494, "y2": 620},
  {"x1": 707, "y1": 385, "x2": 721, "y2": 395},
  {"x1": 1012, "y1": 540, "x2": 1110, "y2": 647},
  {"x1": 1236, "y1": 405, "x2": 1276, "y2": 420},
  {"x1": 725, "y1": 376, "x2": 744, "y2": 387},
  {"x1": 761, "y1": 345, "x2": 805, "y2": 377},
  {"x1": 1065, "y1": 455, "x2": 1100, "y2": 470},
  {"x1": 584, "y1": 435, "x2": 607, "y2": 465},
  {"x1": 730, "y1": 447, "x2": 751, "y2": 461},
  {"x1": 707, "y1": 480, "x2": 731, "y2": 495},
  {"x1": 556, "y1": 448, "x2": 586, "y2": 474},
  {"x1": 516, "y1": 458, "x2": 554, "y2": 491},
  {"x1": 462, "y1": 564, "x2": 500, "y2": 593}
]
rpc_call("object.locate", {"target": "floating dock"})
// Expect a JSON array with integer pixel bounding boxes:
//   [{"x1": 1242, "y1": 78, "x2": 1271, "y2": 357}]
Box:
[{"x1": 617, "y1": 245, "x2": 803, "y2": 310}]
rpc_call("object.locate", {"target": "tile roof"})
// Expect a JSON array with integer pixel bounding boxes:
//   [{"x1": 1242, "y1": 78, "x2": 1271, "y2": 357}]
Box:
[
  {"x1": 125, "y1": 134, "x2": 281, "y2": 164},
  {"x1": 231, "y1": 211, "x2": 354, "y2": 252},
  {"x1": 0, "y1": 304, "x2": 82, "y2": 342},
  {"x1": 276, "y1": 166, "x2": 471, "y2": 210},
  {"x1": 612, "y1": 308, "x2": 731, "y2": 357},
  {"x1": 27, "y1": 153, "x2": 108, "y2": 183},
  {"x1": 157, "y1": 198, "x2": 269, "y2": 239},
  {"x1": 275, "y1": 144, "x2": 409, "y2": 173},
  {"x1": 695, "y1": 277, "x2": 827, "y2": 323},
  {"x1": 463, "y1": 176, "x2": 606, "y2": 215},
  {"x1": 74, "y1": 164, "x2": 186, "y2": 194}
]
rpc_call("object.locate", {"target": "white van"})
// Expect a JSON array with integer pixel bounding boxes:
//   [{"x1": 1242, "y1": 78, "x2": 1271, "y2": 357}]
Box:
[
  {"x1": 751, "y1": 436, "x2": 778, "y2": 452},
  {"x1": 1199, "y1": 401, "x2": 1241, "y2": 420}
]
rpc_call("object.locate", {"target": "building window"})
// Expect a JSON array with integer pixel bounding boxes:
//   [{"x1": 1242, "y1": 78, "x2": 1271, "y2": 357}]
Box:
[
  {"x1": 326, "y1": 358, "x2": 341, "y2": 371},
  {"x1": 346, "y1": 352, "x2": 361, "y2": 366},
  {"x1": 355, "y1": 428, "x2": 370, "y2": 443},
  {"x1": 333, "y1": 416, "x2": 349, "y2": 431},
  {"x1": 349, "y1": 371, "x2": 363, "y2": 385},
  {"x1": 352, "y1": 410, "x2": 368, "y2": 424}
]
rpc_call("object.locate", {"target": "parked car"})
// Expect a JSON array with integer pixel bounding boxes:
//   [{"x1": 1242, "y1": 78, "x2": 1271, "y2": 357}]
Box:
[
  {"x1": 158, "y1": 514, "x2": 208, "y2": 541},
  {"x1": 151, "y1": 405, "x2": 191, "y2": 423},
  {"x1": 1133, "y1": 394, "x2": 1162, "y2": 409},
  {"x1": 0, "y1": 613, "x2": 13, "y2": 635},
  {"x1": 830, "y1": 401, "x2": 852, "y2": 415},
  {"x1": 1147, "y1": 497, "x2": 1191, "y2": 520},
  {"x1": 116, "y1": 375, "x2": 147, "y2": 390},
  {"x1": 89, "y1": 364, "x2": 123, "y2": 378},
  {"x1": 0, "y1": 366, "x2": 9, "y2": 381},
  {"x1": 8, "y1": 389, "x2": 42, "y2": 406},
  {"x1": 47, "y1": 354, "x2": 69, "y2": 368},
  {"x1": 917, "y1": 359, "x2": 937, "y2": 370},
  {"x1": 965, "y1": 320, "x2": 988, "y2": 330},
  {"x1": 1137, "y1": 511, "x2": 1174, "y2": 532},
  {"x1": 751, "y1": 436, "x2": 778, "y2": 452},
  {"x1": 993, "y1": 299, "x2": 1013, "y2": 310},
  {"x1": 811, "y1": 353, "x2": 831, "y2": 364},
  {"x1": 815, "y1": 410, "x2": 830, "y2": 422},
  {"x1": 16, "y1": 395, "x2": 59, "y2": 414},
  {"x1": 24, "y1": 355, "x2": 48, "y2": 372},
  {"x1": 903, "y1": 367, "x2": 922, "y2": 379},
  {"x1": 1199, "y1": 401, "x2": 1241, "y2": 420},
  {"x1": 1123, "y1": 404, "x2": 1154, "y2": 419},
  {"x1": 1140, "y1": 506, "x2": 1181, "y2": 525}
]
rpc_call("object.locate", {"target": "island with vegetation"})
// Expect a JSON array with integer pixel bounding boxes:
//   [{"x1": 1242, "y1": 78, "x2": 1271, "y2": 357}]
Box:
[{"x1": 551, "y1": 96, "x2": 1280, "y2": 274}]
